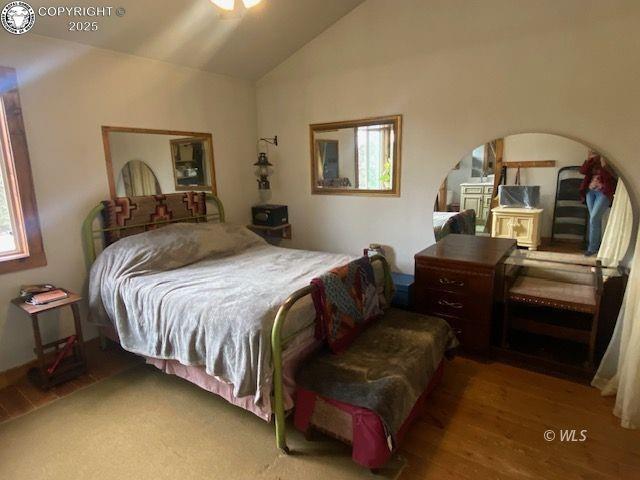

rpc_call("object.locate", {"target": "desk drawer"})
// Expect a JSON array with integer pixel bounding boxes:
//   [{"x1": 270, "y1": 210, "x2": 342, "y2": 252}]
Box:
[
  {"x1": 415, "y1": 264, "x2": 491, "y2": 295},
  {"x1": 415, "y1": 288, "x2": 486, "y2": 320}
]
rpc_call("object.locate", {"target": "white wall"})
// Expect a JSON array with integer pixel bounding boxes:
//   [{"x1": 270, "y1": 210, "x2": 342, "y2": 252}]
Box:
[
  {"x1": 256, "y1": 0, "x2": 640, "y2": 273},
  {"x1": 503, "y1": 133, "x2": 590, "y2": 238},
  {"x1": 0, "y1": 35, "x2": 258, "y2": 372}
]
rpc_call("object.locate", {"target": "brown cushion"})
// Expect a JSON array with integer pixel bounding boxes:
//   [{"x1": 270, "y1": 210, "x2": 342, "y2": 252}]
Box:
[
  {"x1": 101, "y1": 192, "x2": 207, "y2": 246},
  {"x1": 509, "y1": 276, "x2": 596, "y2": 308}
]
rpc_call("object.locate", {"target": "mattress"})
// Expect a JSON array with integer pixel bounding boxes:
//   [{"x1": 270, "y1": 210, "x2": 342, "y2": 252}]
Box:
[
  {"x1": 89, "y1": 222, "x2": 355, "y2": 410},
  {"x1": 433, "y1": 209, "x2": 476, "y2": 241}
]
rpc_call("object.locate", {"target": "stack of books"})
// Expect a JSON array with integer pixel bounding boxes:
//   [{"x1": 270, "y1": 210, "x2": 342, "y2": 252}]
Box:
[{"x1": 20, "y1": 284, "x2": 69, "y2": 305}]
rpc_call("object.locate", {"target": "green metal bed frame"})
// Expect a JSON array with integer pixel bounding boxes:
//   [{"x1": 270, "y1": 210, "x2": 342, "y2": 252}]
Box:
[{"x1": 81, "y1": 193, "x2": 391, "y2": 454}]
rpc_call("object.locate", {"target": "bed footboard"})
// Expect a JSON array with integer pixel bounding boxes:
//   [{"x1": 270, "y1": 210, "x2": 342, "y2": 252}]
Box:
[{"x1": 270, "y1": 254, "x2": 391, "y2": 454}]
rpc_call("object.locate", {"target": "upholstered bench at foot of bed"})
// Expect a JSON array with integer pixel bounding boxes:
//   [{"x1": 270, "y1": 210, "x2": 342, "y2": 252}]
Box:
[
  {"x1": 293, "y1": 309, "x2": 457, "y2": 469},
  {"x1": 294, "y1": 361, "x2": 444, "y2": 469}
]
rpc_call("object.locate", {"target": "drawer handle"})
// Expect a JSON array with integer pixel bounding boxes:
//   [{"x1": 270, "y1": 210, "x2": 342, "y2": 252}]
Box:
[
  {"x1": 439, "y1": 277, "x2": 465, "y2": 287},
  {"x1": 438, "y1": 299, "x2": 464, "y2": 309}
]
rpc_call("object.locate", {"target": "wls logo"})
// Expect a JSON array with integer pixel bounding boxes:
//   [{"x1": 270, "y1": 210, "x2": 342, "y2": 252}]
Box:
[
  {"x1": 1, "y1": 1, "x2": 35, "y2": 35},
  {"x1": 544, "y1": 429, "x2": 588, "y2": 442}
]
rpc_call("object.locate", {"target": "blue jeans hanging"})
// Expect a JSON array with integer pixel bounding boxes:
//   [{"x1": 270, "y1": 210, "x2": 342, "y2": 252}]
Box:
[{"x1": 585, "y1": 189, "x2": 609, "y2": 253}]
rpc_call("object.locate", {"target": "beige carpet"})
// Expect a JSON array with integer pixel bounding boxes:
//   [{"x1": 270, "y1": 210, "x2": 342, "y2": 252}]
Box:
[{"x1": 0, "y1": 365, "x2": 406, "y2": 480}]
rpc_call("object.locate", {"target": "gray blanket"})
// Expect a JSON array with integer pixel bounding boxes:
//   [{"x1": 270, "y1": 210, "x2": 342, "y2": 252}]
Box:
[
  {"x1": 296, "y1": 309, "x2": 458, "y2": 441},
  {"x1": 89, "y1": 222, "x2": 355, "y2": 405}
]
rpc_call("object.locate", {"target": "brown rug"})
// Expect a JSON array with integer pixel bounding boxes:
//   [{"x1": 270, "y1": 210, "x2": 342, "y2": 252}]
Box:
[{"x1": 0, "y1": 365, "x2": 406, "y2": 479}]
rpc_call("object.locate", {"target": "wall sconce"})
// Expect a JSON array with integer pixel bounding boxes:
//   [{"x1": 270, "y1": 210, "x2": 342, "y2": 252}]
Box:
[{"x1": 255, "y1": 136, "x2": 277, "y2": 190}]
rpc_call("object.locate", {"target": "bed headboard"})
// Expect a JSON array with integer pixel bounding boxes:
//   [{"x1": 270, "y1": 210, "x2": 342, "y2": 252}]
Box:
[{"x1": 82, "y1": 192, "x2": 225, "y2": 270}]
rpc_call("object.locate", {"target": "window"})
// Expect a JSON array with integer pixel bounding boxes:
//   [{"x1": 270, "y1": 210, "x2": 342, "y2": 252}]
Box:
[{"x1": 0, "y1": 66, "x2": 45, "y2": 273}]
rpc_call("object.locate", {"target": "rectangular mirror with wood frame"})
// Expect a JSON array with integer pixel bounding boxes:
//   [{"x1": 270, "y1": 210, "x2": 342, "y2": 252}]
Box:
[
  {"x1": 102, "y1": 126, "x2": 216, "y2": 199},
  {"x1": 310, "y1": 115, "x2": 402, "y2": 196}
]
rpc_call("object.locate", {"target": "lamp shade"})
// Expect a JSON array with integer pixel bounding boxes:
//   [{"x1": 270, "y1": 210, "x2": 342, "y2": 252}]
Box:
[
  {"x1": 210, "y1": 0, "x2": 234, "y2": 10},
  {"x1": 211, "y1": 0, "x2": 262, "y2": 10},
  {"x1": 254, "y1": 152, "x2": 273, "y2": 168},
  {"x1": 254, "y1": 152, "x2": 273, "y2": 190}
]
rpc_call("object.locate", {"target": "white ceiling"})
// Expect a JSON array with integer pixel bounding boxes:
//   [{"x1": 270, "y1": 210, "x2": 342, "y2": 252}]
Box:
[{"x1": 32, "y1": 0, "x2": 365, "y2": 79}]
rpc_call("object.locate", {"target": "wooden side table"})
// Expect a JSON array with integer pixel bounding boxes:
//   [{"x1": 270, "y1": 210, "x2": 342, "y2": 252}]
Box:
[
  {"x1": 491, "y1": 207, "x2": 544, "y2": 251},
  {"x1": 247, "y1": 223, "x2": 292, "y2": 240},
  {"x1": 11, "y1": 291, "x2": 87, "y2": 390},
  {"x1": 414, "y1": 235, "x2": 516, "y2": 353}
]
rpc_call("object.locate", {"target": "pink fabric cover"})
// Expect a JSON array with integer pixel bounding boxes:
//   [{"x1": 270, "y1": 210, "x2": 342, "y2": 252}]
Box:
[
  {"x1": 100, "y1": 325, "x2": 320, "y2": 421},
  {"x1": 294, "y1": 361, "x2": 445, "y2": 469}
]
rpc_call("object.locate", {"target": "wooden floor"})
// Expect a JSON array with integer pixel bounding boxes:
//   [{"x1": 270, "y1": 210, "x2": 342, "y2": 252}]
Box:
[
  {"x1": 399, "y1": 357, "x2": 640, "y2": 480},
  {"x1": 1, "y1": 342, "x2": 638, "y2": 479},
  {"x1": 0, "y1": 340, "x2": 141, "y2": 422}
]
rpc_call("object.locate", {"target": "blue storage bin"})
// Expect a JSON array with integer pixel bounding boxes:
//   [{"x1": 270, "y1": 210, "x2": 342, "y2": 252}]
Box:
[{"x1": 391, "y1": 272, "x2": 414, "y2": 308}]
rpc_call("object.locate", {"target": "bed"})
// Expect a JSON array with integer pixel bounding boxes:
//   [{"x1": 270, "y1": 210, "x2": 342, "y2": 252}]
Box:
[
  {"x1": 433, "y1": 209, "x2": 476, "y2": 241},
  {"x1": 82, "y1": 192, "x2": 392, "y2": 454}
]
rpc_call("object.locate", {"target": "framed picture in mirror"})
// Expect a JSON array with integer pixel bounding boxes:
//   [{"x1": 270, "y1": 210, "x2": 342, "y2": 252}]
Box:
[
  {"x1": 170, "y1": 137, "x2": 214, "y2": 191},
  {"x1": 310, "y1": 115, "x2": 402, "y2": 196}
]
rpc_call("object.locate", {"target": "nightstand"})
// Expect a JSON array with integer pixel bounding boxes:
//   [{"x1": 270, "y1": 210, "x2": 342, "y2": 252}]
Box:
[
  {"x1": 247, "y1": 223, "x2": 292, "y2": 240},
  {"x1": 11, "y1": 291, "x2": 87, "y2": 390},
  {"x1": 414, "y1": 235, "x2": 515, "y2": 353},
  {"x1": 491, "y1": 207, "x2": 543, "y2": 250}
]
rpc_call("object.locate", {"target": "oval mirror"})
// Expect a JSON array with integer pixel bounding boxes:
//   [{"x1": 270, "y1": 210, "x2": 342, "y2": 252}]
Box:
[{"x1": 116, "y1": 160, "x2": 161, "y2": 197}]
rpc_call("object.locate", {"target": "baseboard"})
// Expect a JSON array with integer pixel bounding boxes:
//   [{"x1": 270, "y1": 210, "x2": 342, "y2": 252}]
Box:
[
  {"x1": 0, "y1": 337, "x2": 101, "y2": 389},
  {"x1": 0, "y1": 360, "x2": 38, "y2": 390}
]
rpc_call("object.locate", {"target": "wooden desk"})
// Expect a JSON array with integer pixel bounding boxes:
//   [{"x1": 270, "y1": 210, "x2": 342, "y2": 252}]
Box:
[
  {"x1": 414, "y1": 235, "x2": 515, "y2": 353},
  {"x1": 11, "y1": 291, "x2": 87, "y2": 389}
]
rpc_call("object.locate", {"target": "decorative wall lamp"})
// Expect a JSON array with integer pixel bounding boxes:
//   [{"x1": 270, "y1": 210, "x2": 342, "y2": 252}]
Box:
[{"x1": 254, "y1": 136, "x2": 278, "y2": 190}]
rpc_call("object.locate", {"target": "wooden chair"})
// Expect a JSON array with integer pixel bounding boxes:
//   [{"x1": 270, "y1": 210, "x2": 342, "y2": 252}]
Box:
[{"x1": 502, "y1": 260, "x2": 603, "y2": 370}]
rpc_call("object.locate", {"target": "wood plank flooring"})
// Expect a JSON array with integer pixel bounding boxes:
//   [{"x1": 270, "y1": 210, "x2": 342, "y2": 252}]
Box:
[
  {"x1": 0, "y1": 342, "x2": 638, "y2": 479},
  {"x1": 400, "y1": 357, "x2": 640, "y2": 480}
]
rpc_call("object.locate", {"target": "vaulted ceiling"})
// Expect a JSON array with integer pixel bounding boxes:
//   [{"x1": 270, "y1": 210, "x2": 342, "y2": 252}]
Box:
[{"x1": 32, "y1": 0, "x2": 365, "y2": 79}]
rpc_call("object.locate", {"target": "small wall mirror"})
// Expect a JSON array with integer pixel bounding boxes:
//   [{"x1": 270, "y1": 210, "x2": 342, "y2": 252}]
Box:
[
  {"x1": 310, "y1": 115, "x2": 402, "y2": 196},
  {"x1": 103, "y1": 126, "x2": 216, "y2": 199}
]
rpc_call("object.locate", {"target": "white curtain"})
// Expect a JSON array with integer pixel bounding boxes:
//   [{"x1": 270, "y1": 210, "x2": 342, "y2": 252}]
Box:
[
  {"x1": 598, "y1": 180, "x2": 633, "y2": 267},
  {"x1": 592, "y1": 228, "x2": 640, "y2": 429}
]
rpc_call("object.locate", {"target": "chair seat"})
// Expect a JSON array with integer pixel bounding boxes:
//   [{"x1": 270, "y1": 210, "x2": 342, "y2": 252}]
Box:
[{"x1": 509, "y1": 276, "x2": 597, "y2": 312}]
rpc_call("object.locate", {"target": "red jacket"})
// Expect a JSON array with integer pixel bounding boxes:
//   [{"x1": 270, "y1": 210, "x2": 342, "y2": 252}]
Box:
[{"x1": 579, "y1": 156, "x2": 617, "y2": 205}]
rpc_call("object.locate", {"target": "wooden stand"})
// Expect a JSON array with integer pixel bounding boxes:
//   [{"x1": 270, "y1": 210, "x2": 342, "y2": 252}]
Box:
[
  {"x1": 247, "y1": 223, "x2": 292, "y2": 240},
  {"x1": 11, "y1": 291, "x2": 87, "y2": 390},
  {"x1": 491, "y1": 207, "x2": 543, "y2": 251}
]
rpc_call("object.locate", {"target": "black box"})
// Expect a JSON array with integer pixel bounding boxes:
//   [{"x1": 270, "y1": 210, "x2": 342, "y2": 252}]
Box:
[{"x1": 252, "y1": 204, "x2": 288, "y2": 227}]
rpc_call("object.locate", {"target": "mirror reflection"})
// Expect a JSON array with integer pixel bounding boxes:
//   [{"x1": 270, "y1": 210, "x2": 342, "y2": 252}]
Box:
[
  {"x1": 310, "y1": 115, "x2": 401, "y2": 196},
  {"x1": 104, "y1": 127, "x2": 216, "y2": 199},
  {"x1": 434, "y1": 133, "x2": 632, "y2": 261},
  {"x1": 116, "y1": 160, "x2": 161, "y2": 197}
]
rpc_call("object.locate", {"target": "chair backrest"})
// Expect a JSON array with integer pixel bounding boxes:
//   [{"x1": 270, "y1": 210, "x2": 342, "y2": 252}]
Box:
[{"x1": 551, "y1": 166, "x2": 588, "y2": 244}]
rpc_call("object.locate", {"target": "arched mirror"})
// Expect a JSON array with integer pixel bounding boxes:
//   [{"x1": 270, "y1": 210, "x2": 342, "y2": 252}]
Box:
[
  {"x1": 116, "y1": 160, "x2": 161, "y2": 197},
  {"x1": 434, "y1": 133, "x2": 633, "y2": 264}
]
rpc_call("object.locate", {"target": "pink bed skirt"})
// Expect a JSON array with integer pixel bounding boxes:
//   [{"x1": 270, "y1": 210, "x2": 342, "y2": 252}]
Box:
[{"x1": 100, "y1": 325, "x2": 320, "y2": 421}]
